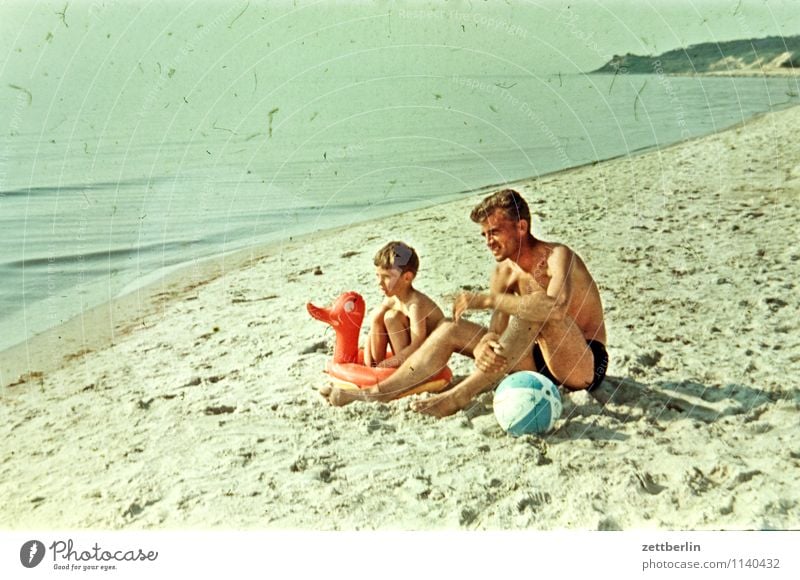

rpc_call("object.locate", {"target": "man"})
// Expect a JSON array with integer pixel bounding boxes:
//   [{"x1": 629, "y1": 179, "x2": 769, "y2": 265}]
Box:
[{"x1": 326, "y1": 189, "x2": 608, "y2": 417}]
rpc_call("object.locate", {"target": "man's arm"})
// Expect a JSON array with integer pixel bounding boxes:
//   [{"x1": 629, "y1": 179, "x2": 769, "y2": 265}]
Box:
[
  {"x1": 485, "y1": 264, "x2": 512, "y2": 338},
  {"x1": 453, "y1": 265, "x2": 511, "y2": 328},
  {"x1": 490, "y1": 246, "x2": 573, "y2": 323},
  {"x1": 457, "y1": 265, "x2": 513, "y2": 373}
]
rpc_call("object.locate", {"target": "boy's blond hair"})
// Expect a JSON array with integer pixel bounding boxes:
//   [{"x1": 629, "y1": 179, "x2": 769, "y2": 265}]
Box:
[{"x1": 373, "y1": 241, "x2": 419, "y2": 275}]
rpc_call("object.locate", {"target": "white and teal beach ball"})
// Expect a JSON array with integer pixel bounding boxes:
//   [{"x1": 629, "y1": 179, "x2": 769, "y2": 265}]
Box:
[{"x1": 493, "y1": 371, "x2": 562, "y2": 436}]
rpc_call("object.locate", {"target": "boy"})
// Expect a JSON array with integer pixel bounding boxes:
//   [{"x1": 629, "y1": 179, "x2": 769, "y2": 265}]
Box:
[{"x1": 364, "y1": 241, "x2": 445, "y2": 368}]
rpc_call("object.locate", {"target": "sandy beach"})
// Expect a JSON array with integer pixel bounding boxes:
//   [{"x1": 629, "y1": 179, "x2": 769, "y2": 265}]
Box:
[{"x1": 1, "y1": 102, "x2": 799, "y2": 531}]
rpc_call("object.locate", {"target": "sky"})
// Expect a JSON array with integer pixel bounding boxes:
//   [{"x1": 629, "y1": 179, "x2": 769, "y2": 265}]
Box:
[
  {"x1": 2, "y1": 0, "x2": 800, "y2": 82},
  {"x1": 1, "y1": 0, "x2": 799, "y2": 160}
]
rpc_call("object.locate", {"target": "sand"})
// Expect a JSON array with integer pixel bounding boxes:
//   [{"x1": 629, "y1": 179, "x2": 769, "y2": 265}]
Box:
[{"x1": 1, "y1": 104, "x2": 799, "y2": 531}]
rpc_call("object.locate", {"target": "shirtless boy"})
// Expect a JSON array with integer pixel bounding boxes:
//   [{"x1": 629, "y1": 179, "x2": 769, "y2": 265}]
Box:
[
  {"x1": 364, "y1": 241, "x2": 445, "y2": 368},
  {"x1": 326, "y1": 190, "x2": 608, "y2": 417}
]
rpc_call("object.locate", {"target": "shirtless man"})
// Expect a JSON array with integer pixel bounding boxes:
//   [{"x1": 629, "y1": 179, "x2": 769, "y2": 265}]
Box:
[{"x1": 326, "y1": 189, "x2": 608, "y2": 417}]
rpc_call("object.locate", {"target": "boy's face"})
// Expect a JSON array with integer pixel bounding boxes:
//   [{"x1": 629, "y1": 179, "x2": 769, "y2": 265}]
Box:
[{"x1": 375, "y1": 266, "x2": 411, "y2": 296}]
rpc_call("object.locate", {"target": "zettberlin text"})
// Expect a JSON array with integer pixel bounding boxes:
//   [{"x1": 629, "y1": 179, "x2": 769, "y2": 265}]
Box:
[{"x1": 642, "y1": 542, "x2": 701, "y2": 552}]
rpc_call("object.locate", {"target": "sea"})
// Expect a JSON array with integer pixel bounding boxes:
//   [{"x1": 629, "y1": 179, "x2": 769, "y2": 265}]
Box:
[{"x1": 2, "y1": 3, "x2": 799, "y2": 352}]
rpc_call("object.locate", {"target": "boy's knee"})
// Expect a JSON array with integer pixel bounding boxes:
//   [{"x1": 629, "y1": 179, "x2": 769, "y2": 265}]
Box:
[
  {"x1": 369, "y1": 308, "x2": 385, "y2": 324},
  {"x1": 383, "y1": 309, "x2": 407, "y2": 325}
]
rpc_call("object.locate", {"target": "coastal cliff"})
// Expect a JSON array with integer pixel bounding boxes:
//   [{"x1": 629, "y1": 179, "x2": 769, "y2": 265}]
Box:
[{"x1": 592, "y1": 35, "x2": 800, "y2": 75}]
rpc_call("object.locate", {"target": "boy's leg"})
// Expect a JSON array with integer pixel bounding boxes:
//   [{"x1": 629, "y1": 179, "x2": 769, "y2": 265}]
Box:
[
  {"x1": 383, "y1": 309, "x2": 410, "y2": 358},
  {"x1": 365, "y1": 312, "x2": 389, "y2": 367},
  {"x1": 327, "y1": 318, "x2": 487, "y2": 405}
]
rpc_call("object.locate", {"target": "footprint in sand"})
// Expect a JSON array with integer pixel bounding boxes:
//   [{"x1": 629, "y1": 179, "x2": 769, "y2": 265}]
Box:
[
  {"x1": 635, "y1": 350, "x2": 663, "y2": 367},
  {"x1": 685, "y1": 467, "x2": 717, "y2": 495},
  {"x1": 635, "y1": 471, "x2": 667, "y2": 495},
  {"x1": 300, "y1": 341, "x2": 328, "y2": 355},
  {"x1": 122, "y1": 498, "x2": 159, "y2": 519},
  {"x1": 204, "y1": 405, "x2": 236, "y2": 415}
]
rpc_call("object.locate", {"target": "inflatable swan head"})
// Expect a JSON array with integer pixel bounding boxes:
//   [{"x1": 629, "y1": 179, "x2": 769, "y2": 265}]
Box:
[{"x1": 307, "y1": 291, "x2": 365, "y2": 363}]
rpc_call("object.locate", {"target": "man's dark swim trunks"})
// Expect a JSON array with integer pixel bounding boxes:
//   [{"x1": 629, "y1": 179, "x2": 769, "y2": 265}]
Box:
[{"x1": 532, "y1": 340, "x2": 609, "y2": 392}]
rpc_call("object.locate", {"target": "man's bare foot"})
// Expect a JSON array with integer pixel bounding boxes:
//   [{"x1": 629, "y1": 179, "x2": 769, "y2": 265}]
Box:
[
  {"x1": 411, "y1": 391, "x2": 467, "y2": 417},
  {"x1": 319, "y1": 384, "x2": 333, "y2": 397}
]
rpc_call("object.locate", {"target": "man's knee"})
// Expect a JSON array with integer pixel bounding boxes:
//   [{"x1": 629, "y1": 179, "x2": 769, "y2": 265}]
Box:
[
  {"x1": 425, "y1": 319, "x2": 479, "y2": 352},
  {"x1": 425, "y1": 319, "x2": 453, "y2": 343},
  {"x1": 554, "y1": 360, "x2": 594, "y2": 390},
  {"x1": 561, "y1": 372, "x2": 593, "y2": 390},
  {"x1": 428, "y1": 318, "x2": 487, "y2": 354},
  {"x1": 433, "y1": 318, "x2": 476, "y2": 337}
]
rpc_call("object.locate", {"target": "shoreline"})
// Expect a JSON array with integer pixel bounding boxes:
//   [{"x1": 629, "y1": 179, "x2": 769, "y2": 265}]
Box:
[
  {"x1": 4, "y1": 101, "x2": 799, "y2": 390},
  {"x1": 0, "y1": 218, "x2": 406, "y2": 389}
]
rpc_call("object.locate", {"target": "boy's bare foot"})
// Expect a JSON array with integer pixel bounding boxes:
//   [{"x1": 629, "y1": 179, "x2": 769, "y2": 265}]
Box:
[
  {"x1": 318, "y1": 384, "x2": 333, "y2": 397},
  {"x1": 326, "y1": 386, "x2": 369, "y2": 406}
]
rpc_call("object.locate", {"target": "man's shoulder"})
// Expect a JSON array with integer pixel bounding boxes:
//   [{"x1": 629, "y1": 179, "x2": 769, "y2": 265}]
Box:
[
  {"x1": 493, "y1": 260, "x2": 514, "y2": 275},
  {"x1": 490, "y1": 260, "x2": 517, "y2": 291},
  {"x1": 546, "y1": 241, "x2": 571, "y2": 254},
  {"x1": 546, "y1": 242, "x2": 576, "y2": 262}
]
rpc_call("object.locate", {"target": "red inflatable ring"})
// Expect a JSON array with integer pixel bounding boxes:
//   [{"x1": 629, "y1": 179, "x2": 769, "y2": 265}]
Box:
[{"x1": 307, "y1": 291, "x2": 452, "y2": 396}]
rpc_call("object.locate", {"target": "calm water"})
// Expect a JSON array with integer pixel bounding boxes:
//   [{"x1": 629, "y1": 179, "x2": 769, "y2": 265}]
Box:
[{"x1": 2, "y1": 3, "x2": 799, "y2": 351}]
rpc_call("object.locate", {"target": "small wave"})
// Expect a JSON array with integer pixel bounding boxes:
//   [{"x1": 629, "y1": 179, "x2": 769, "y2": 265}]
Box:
[
  {"x1": 2, "y1": 240, "x2": 200, "y2": 269},
  {"x1": 0, "y1": 176, "x2": 169, "y2": 198}
]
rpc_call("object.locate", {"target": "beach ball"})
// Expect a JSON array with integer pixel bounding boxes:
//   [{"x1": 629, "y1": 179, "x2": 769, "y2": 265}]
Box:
[{"x1": 493, "y1": 371, "x2": 562, "y2": 436}]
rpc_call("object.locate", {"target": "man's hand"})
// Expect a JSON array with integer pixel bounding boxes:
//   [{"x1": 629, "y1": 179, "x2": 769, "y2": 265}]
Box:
[
  {"x1": 376, "y1": 356, "x2": 403, "y2": 369},
  {"x1": 474, "y1": 332, "x2": 507, "y2": 374},
  {"x1": 453, "y1": 292, "x2": 491, "y2": 321}
]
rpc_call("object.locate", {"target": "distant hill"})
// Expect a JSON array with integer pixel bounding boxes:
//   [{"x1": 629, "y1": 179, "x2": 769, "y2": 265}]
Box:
[{"x1": 592, "y1": 35, "x2": 800, "y2": 75}]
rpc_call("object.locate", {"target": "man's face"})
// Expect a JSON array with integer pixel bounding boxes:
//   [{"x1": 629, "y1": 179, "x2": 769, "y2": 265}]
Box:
[{"x1": 480, "y1": 210, "x2": 525, "y2": 262}]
